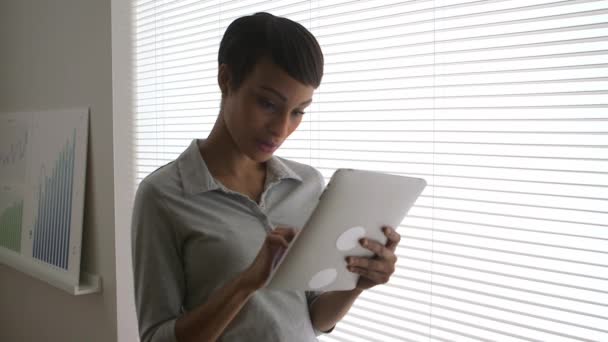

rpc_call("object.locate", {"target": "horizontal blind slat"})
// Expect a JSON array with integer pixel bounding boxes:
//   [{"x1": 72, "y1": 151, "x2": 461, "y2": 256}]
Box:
[
  {"x1": 358, "y1": 289, "x2": 601, "y2": 341},
  {"x1": 352, "y1": 296, "x2": 560, "y2": 342},
  {"x1": 391, "y1": 266, "x2": 607, "y2": 314},
  {"x1": 397, "y1": 251, "x2": 607, "y2": 295},
  {"x1": 396, "y1": 242, "x2": 608, "y2": 282},
  {"x1": 134, "y1": 0, "x2": 594, "y2": 37},
  {"x1": 380, "y1": 277, "x2": 606, "y2": 333},
  {"x1": 133, "y1": 9, "x2": 607, "y2": 51}
]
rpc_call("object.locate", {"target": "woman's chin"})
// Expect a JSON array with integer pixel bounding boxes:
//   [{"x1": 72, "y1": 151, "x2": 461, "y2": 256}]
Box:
[
  {"x1": 244, "y1": 147, "x2": 274, "y2": 163},
  {"x1": 253, "y1": 152, "x2": 274, "y2": 163}
]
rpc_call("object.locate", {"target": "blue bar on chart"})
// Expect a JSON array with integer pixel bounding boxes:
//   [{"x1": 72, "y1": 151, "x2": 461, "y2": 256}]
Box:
[{"x1": 32, "y1": 130, "x2": 75, "y2": 269}]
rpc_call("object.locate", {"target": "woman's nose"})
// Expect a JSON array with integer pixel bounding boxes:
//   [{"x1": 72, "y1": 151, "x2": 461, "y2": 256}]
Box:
[{"x1": 268, "y1": 112, "x2": 290, "y2": 138}]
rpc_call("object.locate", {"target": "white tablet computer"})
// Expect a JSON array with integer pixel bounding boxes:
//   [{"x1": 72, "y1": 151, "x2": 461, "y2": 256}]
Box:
[{"x1": 266, "y1": 168, "x2": 426, "y2": 291}]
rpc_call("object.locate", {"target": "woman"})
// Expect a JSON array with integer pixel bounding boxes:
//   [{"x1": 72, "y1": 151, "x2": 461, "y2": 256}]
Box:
[{"x1": 132, "y1": 12, "x2": 401, "y2": 342}]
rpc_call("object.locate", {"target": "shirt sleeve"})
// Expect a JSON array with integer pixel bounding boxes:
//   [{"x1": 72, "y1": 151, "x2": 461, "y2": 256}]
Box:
[{"x1": 132, "y1": 180, "x2": 185, "y2": 342}]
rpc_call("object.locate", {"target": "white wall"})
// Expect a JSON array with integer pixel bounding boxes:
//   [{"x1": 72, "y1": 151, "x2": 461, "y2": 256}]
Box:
[{"x1": 0, "y1": 1, "x2": 117, "y2": 341}]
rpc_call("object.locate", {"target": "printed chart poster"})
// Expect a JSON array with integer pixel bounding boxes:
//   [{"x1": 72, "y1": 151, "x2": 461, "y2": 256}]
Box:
[{"x1": 0, "y1": 109, "x2": 88, "y2": 291}]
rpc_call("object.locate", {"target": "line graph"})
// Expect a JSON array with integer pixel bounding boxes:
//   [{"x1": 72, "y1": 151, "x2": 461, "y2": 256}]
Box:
[
  {"x1": 0, "y1": 132, "x2": 27, "y2": 166},
  {"x1": 0, "y1": 119, "x2": 28, "y2": 183}
]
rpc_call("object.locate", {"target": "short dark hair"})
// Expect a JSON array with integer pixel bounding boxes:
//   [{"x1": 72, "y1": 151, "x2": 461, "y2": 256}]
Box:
[{"x1": 218, "y1": 12, "x2": 324, "y2": 90}]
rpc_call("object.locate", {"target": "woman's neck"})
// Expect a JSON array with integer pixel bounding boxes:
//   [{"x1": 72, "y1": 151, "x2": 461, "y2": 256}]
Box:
[{"x1": 199, "y1": 119, "x2": 265, "y2": 182}]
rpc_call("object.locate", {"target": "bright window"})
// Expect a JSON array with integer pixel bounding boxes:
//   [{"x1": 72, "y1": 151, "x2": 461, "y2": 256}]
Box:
[{"x1": 132, "y1": 1, "x2": 608, "y2": 341}]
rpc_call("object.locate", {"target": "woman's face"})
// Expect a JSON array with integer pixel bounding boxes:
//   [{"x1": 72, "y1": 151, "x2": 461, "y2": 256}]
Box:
[{"x1": 219, "y1": 57, "x2": 315, "y2": 162}]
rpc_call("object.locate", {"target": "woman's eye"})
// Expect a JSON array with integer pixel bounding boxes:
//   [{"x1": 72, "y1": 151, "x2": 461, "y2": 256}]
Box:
[
  {"x1": 258, "y1": 98, "x2": 276, "y2": 111},
  {"x1": 293, "y1": 110, "x2": 305, "y2": 116}
]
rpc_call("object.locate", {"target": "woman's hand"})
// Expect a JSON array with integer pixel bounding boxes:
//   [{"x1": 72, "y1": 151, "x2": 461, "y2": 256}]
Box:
[
  {"x1": 346, "y1": 226, "x2": 401, "y2": 290},
  {"x1": 241, "y1": 227, "x2": 297, "y2": 291}
]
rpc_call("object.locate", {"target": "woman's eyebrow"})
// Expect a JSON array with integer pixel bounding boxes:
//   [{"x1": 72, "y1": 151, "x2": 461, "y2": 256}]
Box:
[{"x1": 259, "y1": 85, "x2": 312, "y2": 106}]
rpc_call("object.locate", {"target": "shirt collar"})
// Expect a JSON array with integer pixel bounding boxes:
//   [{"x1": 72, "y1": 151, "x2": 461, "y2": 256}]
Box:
[
  {"x1": 177, "y1": 139, "x2": 302, "y2": 195},
  {"x1": 266, "y1": 154, "x2": 303, "y2": 184}
]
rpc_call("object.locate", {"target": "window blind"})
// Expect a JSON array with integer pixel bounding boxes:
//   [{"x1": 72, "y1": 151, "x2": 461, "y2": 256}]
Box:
[{"x1": 132, "y1": 1, "x2": 608, "y2": 341}]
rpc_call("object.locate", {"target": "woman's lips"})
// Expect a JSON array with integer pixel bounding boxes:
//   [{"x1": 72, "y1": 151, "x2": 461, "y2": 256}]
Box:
[{"x1": 257, "y1": 140, "x2": 278, "y2": 153}]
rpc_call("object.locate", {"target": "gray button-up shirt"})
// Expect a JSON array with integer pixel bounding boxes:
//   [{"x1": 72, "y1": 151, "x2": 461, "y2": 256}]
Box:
[{"x1": 132, "y1": 139, "x2": 326, "y2": 342}]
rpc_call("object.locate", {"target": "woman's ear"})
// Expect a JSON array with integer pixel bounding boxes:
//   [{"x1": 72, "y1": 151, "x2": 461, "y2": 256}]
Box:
[{"x1": 218, "y1": 64, "x2": 231, "y2": 97}]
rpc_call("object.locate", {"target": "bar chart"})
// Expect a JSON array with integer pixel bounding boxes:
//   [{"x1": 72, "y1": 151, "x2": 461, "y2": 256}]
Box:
[
  {"x1": 32, "y1": 130, "x2": 75, "y2": 269},
  {"x1": 0, "y1": 109, "x2": 94, "y2": 295}
]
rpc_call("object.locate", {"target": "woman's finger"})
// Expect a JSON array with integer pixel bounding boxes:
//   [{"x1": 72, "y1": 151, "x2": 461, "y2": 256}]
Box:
[
  {"x1": 360, "y1": 238, "x2": 397, "y2": 263},
  {"x1": 383, "y1": 226, "x2": 401, "y2": 251},
  {"x1": 266, "y1": 233, "x2": 290, "y2": 249},
  {"x1": 348, "y1": 266, "x2": 390, "y2": 284},
  {"x1": 347, "y1": 256, "x2": 395, "y2": 275},
  {"x1": 272, "y1": 226, "x2": 298, "y2": 243}
]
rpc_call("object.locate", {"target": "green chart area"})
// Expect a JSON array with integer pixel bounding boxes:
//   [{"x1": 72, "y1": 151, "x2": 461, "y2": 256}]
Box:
[{"x1": 0, "y1": 200, "x2": 23, "y2": 252}]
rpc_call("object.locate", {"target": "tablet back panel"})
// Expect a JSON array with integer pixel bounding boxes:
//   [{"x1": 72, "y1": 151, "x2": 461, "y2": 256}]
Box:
[{"x1": 267, "y1": 169, "x2": 426, "y2": 291}]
